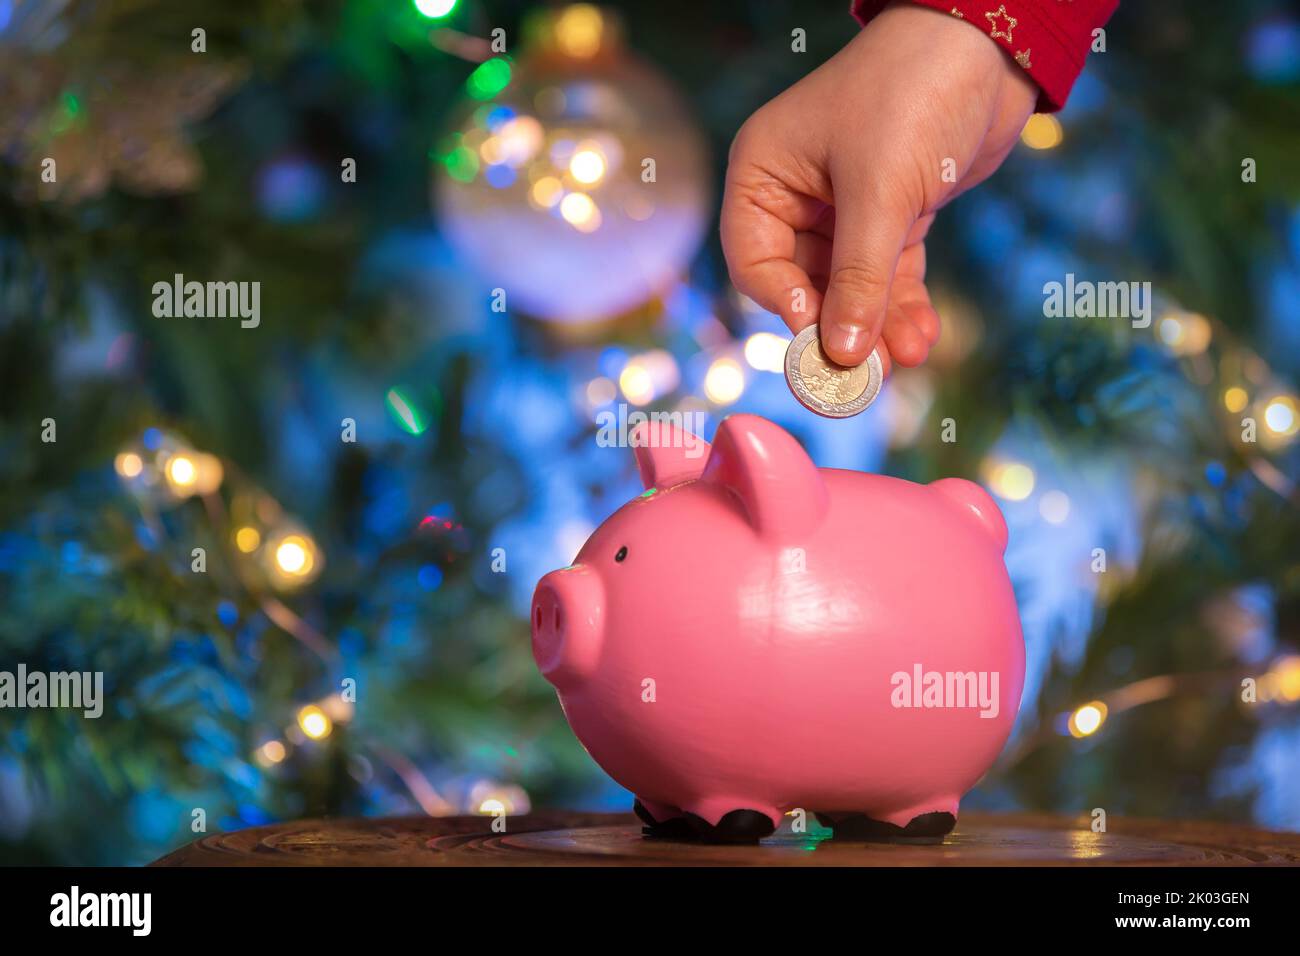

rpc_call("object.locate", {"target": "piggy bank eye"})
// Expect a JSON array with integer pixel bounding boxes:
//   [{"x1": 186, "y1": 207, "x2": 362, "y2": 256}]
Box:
[{"x1": 614, "y1": 546, "x2": 628, "y2": 563}]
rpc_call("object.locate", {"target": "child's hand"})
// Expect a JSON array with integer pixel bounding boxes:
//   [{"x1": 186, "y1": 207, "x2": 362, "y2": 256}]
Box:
[{"x1": 721, "y1": 3, "x2": 1039, "y2": 371}]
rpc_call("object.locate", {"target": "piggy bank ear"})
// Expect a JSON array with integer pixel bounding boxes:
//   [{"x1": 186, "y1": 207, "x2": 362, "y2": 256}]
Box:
[
  {"x1": 930, "y1": 477, "x2": 1009, "y2": 553},
  {"x1": 701, "y1": 414, "x2": 827, "y2": 539},
  {"x1": 631, "y1": 420, "x2": 711, "y2": 489}
]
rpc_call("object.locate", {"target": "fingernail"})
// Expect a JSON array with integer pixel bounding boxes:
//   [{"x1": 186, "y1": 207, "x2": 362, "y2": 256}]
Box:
[{"x1": 823, "y1": 323, "x2": 866, "y2": 363}]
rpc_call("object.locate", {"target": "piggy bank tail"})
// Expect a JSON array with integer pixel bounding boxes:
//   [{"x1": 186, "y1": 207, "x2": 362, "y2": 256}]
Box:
[{"x1": 929, "y1": 478, "x2": 1009, "y2": 554}]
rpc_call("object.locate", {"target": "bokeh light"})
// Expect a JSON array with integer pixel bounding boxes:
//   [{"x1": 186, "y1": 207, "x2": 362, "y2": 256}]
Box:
[
  {"x1": 743, "y1": 332, "x2": 789, "y2": 373},
  {"x1": 413, "y1": 0, "x2": 458, "y2": 19},
  {"x1": 1020, "y1": 114, "x2": 1063, "y2": 150},
  {"x1": 1039, "y1": 490, "x2": 1071, "y2": 524},
  {"x1": 1223, "y1": 386, "x2": 1249, "y2": 413},
  {"x1": 703, "y1": 357, "x2": 745, "y2": 405},
  {"x1": 114, "y1": 452, "x2": 143, "y2": 478},
  {"x1": 1263, "y1": 395, "x2": 1298, "y2": 437},
  {"x1": 986, "y1": 460, "x2": 1036, "y2": 501},
  {"x1": 297, "y1": 705, "x2": 332, "y2": 740},
  {"x1": 234, "y1": 526, "x2": 261, "y2": 553},
  {"x1": 1068, "y1": 701, "x2": 1108, "y2": 738},
  {"x1": 559, "y1": 191, "x2": 601, "y2": 232},
  {"x1": 554, "y1": 4, "x2": 605, "y2": 58}
]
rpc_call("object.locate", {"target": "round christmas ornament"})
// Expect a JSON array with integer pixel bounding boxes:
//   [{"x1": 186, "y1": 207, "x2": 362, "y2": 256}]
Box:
[
  {"x1": 531, "y1": 414, "x2": 1025, "y2": 843},
  {"x1": 434, "y1": 4, "x2": 710, "y2": 322}
]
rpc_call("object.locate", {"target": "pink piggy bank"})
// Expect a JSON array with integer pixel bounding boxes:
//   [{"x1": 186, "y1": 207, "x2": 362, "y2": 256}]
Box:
[{"x1": 531, "y1": 414, "x2": 1024, "y2": 843}]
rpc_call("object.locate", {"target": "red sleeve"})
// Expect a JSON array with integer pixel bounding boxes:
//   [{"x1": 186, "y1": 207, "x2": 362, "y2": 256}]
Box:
[{"x1": 851, "y1": 1, "x2": 1119, "y2": 112}]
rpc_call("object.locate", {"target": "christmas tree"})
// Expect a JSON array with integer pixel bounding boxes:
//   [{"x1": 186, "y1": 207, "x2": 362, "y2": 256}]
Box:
[{"x1": 1, "y1": 0, "x2": 1298, "y2": 864}]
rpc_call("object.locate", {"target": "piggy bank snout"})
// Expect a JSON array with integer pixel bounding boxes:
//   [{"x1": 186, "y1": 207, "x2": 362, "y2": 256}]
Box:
[{"x1": 531, "y1": 567, "x2": 604, "y2": 689}]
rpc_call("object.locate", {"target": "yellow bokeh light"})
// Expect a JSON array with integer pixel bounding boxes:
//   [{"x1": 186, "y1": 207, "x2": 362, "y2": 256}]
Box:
[
  {"x1": 192, "y1": 452, "x2": 224, "y2": 495},
  {"x1": 529, "y1": 176, "x2": 564, "y2": 209},
  {"x1": 555, "y1": 4, "x2": 604, "y2": 58},
  {"x1": 297, "y1": 705, "x2": 332, "y2": 740},
  {"x1": 559, "y1": 191, "x2": 601, "y2": 232},
  {"x1": 496, "y1": 116, "x2": 543, "y2": 166},
  {"x1": 479, "y1": 135, "x2": 504, "y2": 165},
  {"x1": 704, "y1": 358, "x2": 745, "y2": 405},
  {"x1": 234, "y1": 526, "x2": 261, "y2": 553},
  {"x1": 114, "y1": 452, "x2": 143, "y2": 478},
  {"x1": 619, "y1": 364, "x2": 655, "y2": 405},
  {"x1": 166, "y1": 455, "x2": 196, "y2": 488},
  {"x1": 1020, "y1": 114, "x2": 1063, "y2": 150},
  {"x1": 275, "y1": 536, "x2": 313, "y2": 575},
  {"x1": 1223, "y1": 386, "x2": 1249, "y2": 414},
  {"x1": 988, "y1": 461, "x2": 1035, "y2": 501},
  {"x1": 1069, "y1": 701, "x2": 1107, "y2": 738},
  {"x1": 568, "y1": 146, "x2": 606, "y2": 185},
  {"x1": 1272, "y1": 656, "x2": 1300, "y2": 702},
  {"x1": 1159, "y1": 311, "x2": 1211, "y2": 356},
  {"x1": 479, "y1": 797, "x2": 506, "y2": 815},
  {"x1": 1263, "y1": 395, "x2": 1298, "y2": 437},
  {"x1": 260, "y1": 740, "x2": 286, "y2": 764},
  {"x1": 743, "y1": 332, "x2": 790, "y2": 373}
]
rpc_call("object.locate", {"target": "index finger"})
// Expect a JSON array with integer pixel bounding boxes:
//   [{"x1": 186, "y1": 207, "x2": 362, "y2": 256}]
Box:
[{"x1": 720, "y1": 173, "x2": 827, "y2": 334}]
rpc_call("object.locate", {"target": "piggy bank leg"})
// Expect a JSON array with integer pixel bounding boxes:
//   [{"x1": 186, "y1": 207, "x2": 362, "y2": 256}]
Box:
[
  {"x1": 680, "y1": 797, "x2": 780, "y2": 844},
  {"x1": 818, "y1": 798, "x2": 959, "y2": 844},
  {"x1": 633, "y1": 798, "x2": 695, "y2": 840}
]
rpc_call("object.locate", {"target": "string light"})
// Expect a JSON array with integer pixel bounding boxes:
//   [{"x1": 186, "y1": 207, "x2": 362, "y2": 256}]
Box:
[
  {"x1": 1262, "y1": 394, "x2": 1298, "y2": 438},
  {"x1": 1223, "y1": 386, "x2": 1249, "y2": 413},
  {"x1": 585, "y1": 376, "x2": 616, "y2": 408},
  {"x1": 234, "y1": 526, "x2": 261, "y2": 553},
  {"x1": 743, "y1": 332, "x2": 789, "y2": 373},
  {"x1": 568, "y1": 144, "x2": 606, "y2": 185},
  {"x1": 276, "y1": 537, "x2": 311, "y2": 574},
  {"x1": 703, "y1": 357, "x2": 745, "y2": 404},
  {"x1": 265, "y1": 528, "x2": 322, "y2": 588},
  {"x1": 554, "y1": 4, "x2": 605, "y2": 58},
  {"x1": 413, "y1": 0, "x2": 458, "y2": 19},
  {"x1": 985, "y1": 460, "x2": 1035, "y2": 501},
  {"x1": 1157, "y1": 311, "x2": 1211, "y2": 356},
  {"x1": 559, "y1": 191, "x2": 601, "y2": 231},
  {"x1": 298, "y1": 707, "x2": 331, "y2": 740},
  {"x1": 1263, "y1": 656, "x2": 1300, "y2": 703},
  {"x1": 619, "y1": 363, "x2": 654, "y2": 405},
  {"x1": 469, "y1": 781, "x2": 531, "y2": 815},
  {"x1": 529, "y1": 176, "x2": 563, "y2": 209},
  {"x1": 297, "y1": 705, "x2": 332, "y2": 740},
  {"x1": 161, "y1": 449, "x2": 223, "y2": 497},
  {"x1": 257, "y1": 740, "x2": 287, "y2": 765},
  {"x1": 466, "y1": 58, "x2": 511, "y2": 100},
  {"x1": 114, "y1": 452, "x2": 143, "y2": 478},
  {"x1": 1020, "y1": 114, "x2": 1063, "y2": 150},
  {"x1": 1039, "y1": 490, "x2": 1071, "y2": 524},
  {"x1": 166, "y1": 454, "x2": 196, "y2": 489},
  {"x1": 386, "y1": 387, "x2": 427, "y2": 435},
  {"x1": 1068, "y1": 701, "x2": 1108, "y2": 738}
]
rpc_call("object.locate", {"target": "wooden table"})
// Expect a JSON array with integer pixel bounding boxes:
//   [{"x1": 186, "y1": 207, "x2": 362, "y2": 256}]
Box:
[{"x1": 153, "y1": 811, "x2": 1300, "y2": 866}]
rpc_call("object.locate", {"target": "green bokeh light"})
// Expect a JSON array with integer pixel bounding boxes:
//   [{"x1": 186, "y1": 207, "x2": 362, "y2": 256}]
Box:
[
  {"x1": 386, "y1": 388, "x2": 427, "y2": 435},
  {"x1": 412, "y1": 0, "x2": 459, "y2": 20},
  {"x1": 466, "y1": 58, "x2": 512, "y2": 101}
]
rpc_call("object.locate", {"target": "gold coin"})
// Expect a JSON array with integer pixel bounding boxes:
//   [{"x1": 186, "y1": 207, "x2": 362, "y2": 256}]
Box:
[{"x1": 783, "y1": 326, "x2": 884, "y2": 418}]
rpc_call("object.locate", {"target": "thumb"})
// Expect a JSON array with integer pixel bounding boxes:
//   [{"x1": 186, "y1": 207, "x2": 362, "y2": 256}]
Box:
[{"x1": 819, "y1": 182, "x2": 914, "y2": 367}]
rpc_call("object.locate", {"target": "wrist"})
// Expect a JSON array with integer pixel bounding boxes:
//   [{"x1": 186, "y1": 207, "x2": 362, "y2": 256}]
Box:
[{"x1": 873, "y1": 1, "x2": 1039, "y2": 115}]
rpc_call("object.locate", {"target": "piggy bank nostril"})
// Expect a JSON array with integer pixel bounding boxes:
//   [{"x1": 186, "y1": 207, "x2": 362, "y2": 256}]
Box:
[
  {"x1": 553, "y1": 605, "x2": 562, "y2": 632},
  {"x1": 533, "y1": 605, "x2": 542, "y2": 632}
]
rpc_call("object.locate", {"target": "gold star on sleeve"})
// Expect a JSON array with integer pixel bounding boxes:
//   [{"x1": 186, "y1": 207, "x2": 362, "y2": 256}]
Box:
[{"x1": 984, "y1": 4, "x2": 1018, "y2": 43}]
